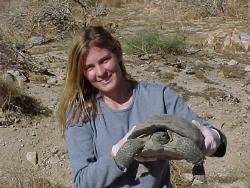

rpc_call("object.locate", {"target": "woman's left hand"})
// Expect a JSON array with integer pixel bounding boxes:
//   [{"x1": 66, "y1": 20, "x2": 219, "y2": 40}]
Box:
[{"x1": 192, "y1": 120, "x2": 221, "y2": 156}]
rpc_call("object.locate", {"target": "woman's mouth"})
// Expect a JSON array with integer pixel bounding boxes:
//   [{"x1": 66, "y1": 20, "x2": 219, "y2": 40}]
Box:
[{"x1": 98, "y1": 74, "x2": 112, "y2": 85}]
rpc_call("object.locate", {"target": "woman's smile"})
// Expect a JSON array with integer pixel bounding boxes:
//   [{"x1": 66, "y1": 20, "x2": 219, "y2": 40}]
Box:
[
  {"x1": 97, "y1": 74, "x2": 112, "y2": 84},
  {"x1": 83, "y1": 46, "x2": 125, "y2": 94}
]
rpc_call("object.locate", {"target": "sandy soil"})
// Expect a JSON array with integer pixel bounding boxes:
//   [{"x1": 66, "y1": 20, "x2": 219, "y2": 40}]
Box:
[{"x1": 0, "y1": 1, "x2": 250, "y2": 187}]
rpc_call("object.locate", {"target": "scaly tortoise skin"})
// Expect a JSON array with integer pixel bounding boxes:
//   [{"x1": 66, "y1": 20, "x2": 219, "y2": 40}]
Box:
[{"x1": 127, "y1": 114, "x2": 205, "y2": 164}]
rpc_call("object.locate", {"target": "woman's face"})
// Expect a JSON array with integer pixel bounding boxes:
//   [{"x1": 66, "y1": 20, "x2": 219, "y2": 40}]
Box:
[{"x1": 83, "y1": 46, "x2": 124, "y2": 94}]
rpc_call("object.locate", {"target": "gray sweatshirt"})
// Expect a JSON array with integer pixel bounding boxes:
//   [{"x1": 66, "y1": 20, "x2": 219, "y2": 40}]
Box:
[{"x1": 66, "y1": 82, "x2": 226, "y2": 188}]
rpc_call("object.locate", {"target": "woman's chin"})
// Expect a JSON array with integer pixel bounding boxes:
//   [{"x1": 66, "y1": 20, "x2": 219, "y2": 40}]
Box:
[{"x1": 98, "y1": 81, "x2": 117, "y2": 94}]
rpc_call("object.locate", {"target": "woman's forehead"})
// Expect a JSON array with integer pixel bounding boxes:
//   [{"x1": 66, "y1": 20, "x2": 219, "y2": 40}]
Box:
[{"x1": 84, "y1": 47, "x2": 112, "y2": 65}]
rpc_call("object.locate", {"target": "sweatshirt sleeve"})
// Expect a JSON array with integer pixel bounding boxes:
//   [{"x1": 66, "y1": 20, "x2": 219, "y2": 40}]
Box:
[
  {"x1": 163, "y1": 86, "x2": 227, "y2": 157},
  {"x1": 66, "y1": 123, "x2": 125, "y2": 188}
]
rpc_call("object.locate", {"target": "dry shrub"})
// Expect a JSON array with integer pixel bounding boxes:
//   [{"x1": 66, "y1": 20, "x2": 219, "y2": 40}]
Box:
[
  {"x1": 30, "y1": 0, "x2": 76, "y2": 37},
  {"x1": 170, "y1": 160, "x2": 193, "y2": 187},
  {"x1": 10, "y1": 94, "x2": 52, "y2": 117},
  {"x1": 194, "y1": 70, "x2": 215, "y2": 84},
  {"x1": 0, "y1": 77, "x2": 21, "y2": 109},
  {"x1": 144, "y1": 0, "x2": 249, "y2": 21},
  {"x1": 0, "y1": 0, "x2": 77, "y2": 46},
  {"x1": 0, "y1": 30, "x2": 18, "y2": 68},
  {"x1": 0, "y1": 76, "x2": 51, "y2": 127},
  {"x1": 218, "y1": 65, "x2": 246, "y2": 79},
  {"x1": 185, "y1": 0, "x2": 249, "y2": 18}
]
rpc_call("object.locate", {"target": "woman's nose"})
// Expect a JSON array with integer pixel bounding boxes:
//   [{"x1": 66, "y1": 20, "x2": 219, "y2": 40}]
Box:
[{"x1": 96, "y1": 65, "x2": 106, "y2": 77}]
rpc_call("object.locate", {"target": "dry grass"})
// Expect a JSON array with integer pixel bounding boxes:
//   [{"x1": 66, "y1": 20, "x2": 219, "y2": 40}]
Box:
[
  {"x1": 156, "y1": 0, "x2": 249, "y2": 20},
  {"x1": 194, "y1": 70, "x2": 215, "y2": 84},
  {"x1": 0, "y1": 76, "x2": 51, "y2": 118},
  {"x1": 170, "y1": 160, "x2": 193, "y2": 187},
  {"x1": 206, "y1": 174, "x2": 239, "y2": 184},
  {"x1": 0, "y1": 30, "x2": 18, "y2": 68},
  {"x1": 202, "y1": 87, "x2": 226, "y2": 101},
  {"x1": 168, "y1": 83, "x2": 193, "y2": 101},
  {"x1": 218, "y1": 65, "x2": 246, "y2": 79},
  {"x1": 168, "y1": 83, "x2": 229, "y2": 103},
  {"x1": 240, "y1": 162, "x2": 250, "y2": 187},
  {"x1": 0, "y1": 0, "x2": 82, "y2": 47},
  {"x1": 0, "y1": 166, "x2": 65, "y2": 188},
  {"x1": 11, "y1": 94, "x2": 52, "y2": 116},
  {"x1": 0, "y1": 77, "x2": 21, "y2": 108}
]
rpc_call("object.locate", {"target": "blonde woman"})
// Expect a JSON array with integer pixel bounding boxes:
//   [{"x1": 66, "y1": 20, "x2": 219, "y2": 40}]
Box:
[{"x1": 57, "y1": 26, "x2": 226, "y2": 188}]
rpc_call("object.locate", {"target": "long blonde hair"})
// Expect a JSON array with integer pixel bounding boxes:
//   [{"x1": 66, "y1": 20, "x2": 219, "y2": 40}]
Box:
[{"x1": 57, "y1": 26, "x2": 129, "y2": 136}]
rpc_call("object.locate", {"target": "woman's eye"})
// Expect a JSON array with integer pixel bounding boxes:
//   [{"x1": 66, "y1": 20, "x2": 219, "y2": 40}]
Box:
[
  {"x1": 85, "y1": 65, "x2": 94, "y2": 71},
  {"x1": 102, "y1": 56, "x2": 111, "y2": 64}
]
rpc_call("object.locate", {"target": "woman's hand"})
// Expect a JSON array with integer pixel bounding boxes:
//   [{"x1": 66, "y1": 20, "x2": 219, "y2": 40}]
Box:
[
  {"x1": 192, "y1": 120, "x2": 221, "y2": 156},
  {"x1": 112, "y1": 126, "x2": 144, "y2": 170}
]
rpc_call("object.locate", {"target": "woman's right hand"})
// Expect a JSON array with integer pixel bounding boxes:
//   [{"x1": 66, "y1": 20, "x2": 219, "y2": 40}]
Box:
[{"x1": 112, "y1": 126, "x2": 144, "y2": 170}]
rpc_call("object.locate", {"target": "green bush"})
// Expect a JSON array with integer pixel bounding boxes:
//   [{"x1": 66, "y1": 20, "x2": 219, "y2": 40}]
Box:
[{"x1": 123, "y1": 30, "x2": 186, "y2": 55}]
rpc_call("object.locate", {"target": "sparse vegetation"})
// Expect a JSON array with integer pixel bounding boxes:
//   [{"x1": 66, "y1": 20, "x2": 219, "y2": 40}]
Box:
[
  {"x1": 0, "y1": 166, "x2": 65, "y2": 188},
  {"x1": 208, "y1": 174, "x2": 239, "y2": 184},
  {"x1": 240, "y1": 162, "x2": 250, "y2": 187},
  {"x1": 219, "y1": 65, "x2": 246, "y2": 79},
  {"x1": 194, "y1": 70, "x2": 216, "y2": 84},
  {"x1": 0, "y1": 0, "x2": 249, "y2": 187},
  {"x1": 170, "y1": 161, "x2": 193, "y2": 187},
  {"x1": 10, "y1": 94, "x2": 52, "y2": 116},
  {"x1": 0, "y1": 78, "x2": 21, "y2": 109},
  {"x1": 0, "y1": 30, "x2": 18, "y2": 67},
  {"x1": 0, "y1": 77, "x2": 51, "y2": 127},
  {"x1": 123, "y1": 30, "x2": 187, "y2": 55}
]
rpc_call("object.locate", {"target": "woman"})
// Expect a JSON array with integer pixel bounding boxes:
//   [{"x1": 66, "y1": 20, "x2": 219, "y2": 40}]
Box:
[{"x1": 57, "y1": 26, "x2": 226, "y2": 188}]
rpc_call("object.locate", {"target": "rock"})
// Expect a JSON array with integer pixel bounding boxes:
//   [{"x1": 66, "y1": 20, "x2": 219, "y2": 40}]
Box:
[
  {"x1": 139, "y1": 54, "x2": 150, "y2": 60},
  {"x1": 6, "y1": 69, "x2": 28, "y2": 86},
  {"x1": 183, "y1": 173, "x2": 193, "y2": 182},
  {"x1": 192, "y1": 178, "x2": 205, "y2": 185},
  {"x1": 50, "y1": 146, "x2": 59, "y2": 155},
  {"x1": 47, "y1": 77, "x2": 58, "y2": 85},
  {"x1": 244, "y1": 65, "x2": 250, "y2": 72},
  {"x1": 227, "y1": 59, "x2": 238, "y2": 66},
  {"x1": 185, "y1": 66, "x2": 195, "y2": 75},
  {"x1": 48, "y1": 157, "x2": 60, "y2": 165},
  {"x1": 28, "y1": 37, "x2": 45, "y2": 46},
  {"x1": 31, "y1": 132, "x2": 36, "y2": 136},
  {"x1": 26, "y1": 151, "x2": 38, "y2": 165},
  {"x1": 240, "y1": 33, "x2": 250, "y2": 50},
  {"x1": 203, "y1": 28, "x2": 250, "y2": 52},
  {"x1": 1, "y1": 72, "x2": 15, "y2": 83}
]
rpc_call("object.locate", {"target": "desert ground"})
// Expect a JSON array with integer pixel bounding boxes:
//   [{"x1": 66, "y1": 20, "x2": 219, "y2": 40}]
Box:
[{"x1": 0, "y1": 0, "x2": 250, "y2": 187}]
